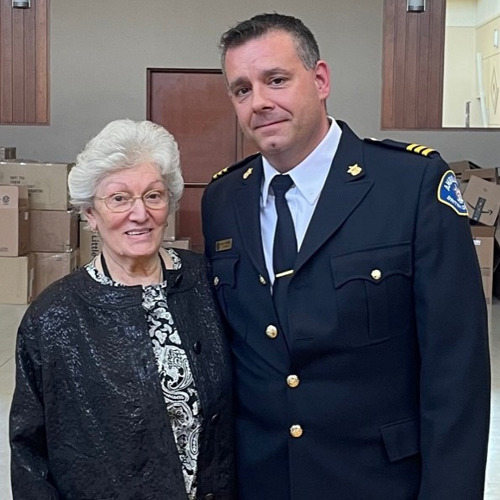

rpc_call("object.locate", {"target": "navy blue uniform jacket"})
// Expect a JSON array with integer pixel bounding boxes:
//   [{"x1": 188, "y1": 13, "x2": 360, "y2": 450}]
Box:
[{"x1": 202, "y1": 121, "x2": 490, "y2": 500}]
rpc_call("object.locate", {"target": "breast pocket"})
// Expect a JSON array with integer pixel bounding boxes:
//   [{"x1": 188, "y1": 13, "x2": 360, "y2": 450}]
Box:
[
  {"x1": 331, "y1": 243, "x2": 413, "y2": 348},
  {"x1": 211, "y1": 254, "x2": 242, "y2": 334}
]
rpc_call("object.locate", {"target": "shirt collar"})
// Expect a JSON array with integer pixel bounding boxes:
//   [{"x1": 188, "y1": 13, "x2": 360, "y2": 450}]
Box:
[{"x1": 261, "y1": 117, "x2": 342, "y2": 207}]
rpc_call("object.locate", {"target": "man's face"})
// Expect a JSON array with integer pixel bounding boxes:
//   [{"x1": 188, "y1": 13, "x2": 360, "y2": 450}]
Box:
[{"x1": 224, "y1": 30, "x2": 330, "y2": 172}]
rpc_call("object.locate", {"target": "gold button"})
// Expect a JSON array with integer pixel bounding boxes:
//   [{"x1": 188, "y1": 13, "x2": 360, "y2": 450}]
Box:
[
  {"x1": 287, "y1": 375, "x2": 300, "y2": 388},
  {"x1": 290, "y1": 425, "x2": 303, "y2": 438},
  {"x1": 259, "y1": 275, "x2": 267, "y2": 285},
  {"x1": 213, "y1": 276, "x2": 220, "y2": 286},
  {"x1": 371, "y1": 269, "x2": 382, "y2": 280},
  {"x1": 265, "y1": 325, "x2": 278, "y2": 339}
]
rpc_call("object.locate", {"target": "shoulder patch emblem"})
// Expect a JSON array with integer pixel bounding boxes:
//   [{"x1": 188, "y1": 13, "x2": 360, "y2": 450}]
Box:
[{"x1": 437, "y1": 170, "x2": 468, "y2": 216}]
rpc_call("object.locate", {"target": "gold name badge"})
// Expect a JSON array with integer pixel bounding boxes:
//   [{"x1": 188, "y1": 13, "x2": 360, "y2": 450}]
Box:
[{"x1": 215, "y1": 238, "x2": 233, "y2": 252}]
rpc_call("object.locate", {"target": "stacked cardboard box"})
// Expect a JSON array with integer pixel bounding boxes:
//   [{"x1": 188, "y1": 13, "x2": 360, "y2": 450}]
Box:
[
  {"x1": 0, "y1": 161, "x2": 72, "y2": 210},
  {"x1": 0, "y1": 185, "x2": 34, "y2": 304},
  {"x1": 30, "y1": 209, "x2": 79, "y2": 299},
  {"x1": 0, "y1": 162, "x2": 77, "y2": 302},
  {"x1": 0, "y1": 160, "x2": 192, "y2": 303},
  {"x1": 32, "y1": 251, "x2": 79, "y2": 298},
  {"x1": 0, "y1": 185, "x2": 30, "y2": 256},
  {"x1": 457, "y1": 161, "x2": 500, "y2": 329},
  {"x1": 161, "y1": 211, "x2": 191, "y2": 249}
]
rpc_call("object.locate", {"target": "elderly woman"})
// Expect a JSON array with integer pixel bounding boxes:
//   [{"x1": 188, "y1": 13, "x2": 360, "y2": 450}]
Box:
[{"x1": 10, "y1": 119, "x2": 235, "y2": 500}]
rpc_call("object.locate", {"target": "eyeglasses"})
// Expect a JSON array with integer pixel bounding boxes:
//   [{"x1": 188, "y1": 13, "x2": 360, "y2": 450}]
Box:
[{"x1": 95, "y1": 190, "x2": 169, "y2": 213}]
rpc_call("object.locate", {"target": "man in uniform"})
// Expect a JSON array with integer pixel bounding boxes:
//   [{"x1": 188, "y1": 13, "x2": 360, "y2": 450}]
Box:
[{"x1": 201, "y1": 13, "x2": 490, "y2": 500}]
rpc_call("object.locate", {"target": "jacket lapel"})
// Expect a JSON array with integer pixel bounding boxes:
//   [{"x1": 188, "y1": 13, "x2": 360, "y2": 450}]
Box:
[
  {"x1": 295, "y1": 122, "x2": 374, "y2": 273},
  {"x1": 232, "y1": 157, "x2": 269, "y2": 280}
]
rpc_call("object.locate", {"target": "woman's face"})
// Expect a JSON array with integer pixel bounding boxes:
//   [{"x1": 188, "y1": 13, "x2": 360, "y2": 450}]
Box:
[{"x1": 85, "y1": 163, "x2": 169, "y2": 264}]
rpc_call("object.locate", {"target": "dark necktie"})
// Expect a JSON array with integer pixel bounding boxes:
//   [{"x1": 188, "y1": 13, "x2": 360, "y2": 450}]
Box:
[{"x1": 271, "y1": 174, "x2": 297, "y2": 329}]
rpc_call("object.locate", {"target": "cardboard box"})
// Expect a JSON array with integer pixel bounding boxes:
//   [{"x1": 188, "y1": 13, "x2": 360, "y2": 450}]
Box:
[
  {"x1": 0, "y1": 186, "x2": 30, "y2": 256},
  {"x1": 30, "y1": 210, "x2": 78, "y2": 252},
  {"x1": 0, "y1": 161, "x2": 73, "y2": 210},
  {"x1": 460, "y1": 167, "x2": 498, "y2": 184},
  {"x1": 472, "y1": 225, "x2": 495, "y2": 329},
  {"x1": 32, "y1": 250, "x2": 79, "y2": 299},
  {"x1": 0, "y1": 208, "x2": 30, "y2": 257},
  {"x1": 449, "y1": 160, "x2": 482, "y2": 178},
  {"x1": 0, "y1": 254, "x2": 34, "y2": 304},
  {"x1": 0, "y1": 147, "x2": 16, "y2": 160},
  {"x1": 163, "y1": 237, "x2": 191, "y2": 250},
  {"x1": 463, "y1": 176, "x2": 500, "y2": 226},
  {"x1": 163, "y1": 212, "x2": 179, "y2": 242},
  {"x1": 79, "y1": 221, "x2": 102, "y2": 266}
]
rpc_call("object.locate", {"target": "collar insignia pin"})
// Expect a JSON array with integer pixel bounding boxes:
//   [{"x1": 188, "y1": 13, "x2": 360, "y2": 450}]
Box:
[
  {"x1": 243, "y1": 167, "x2": 253, "y2": 179},
  {"x1": 347, "y1": 164, "x2": 363, "y2": 176}
]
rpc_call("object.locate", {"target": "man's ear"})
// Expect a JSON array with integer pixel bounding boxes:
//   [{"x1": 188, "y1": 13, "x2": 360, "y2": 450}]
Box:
[{"x1": 314, "y1": 60, "x2": 331, "y2": 101}]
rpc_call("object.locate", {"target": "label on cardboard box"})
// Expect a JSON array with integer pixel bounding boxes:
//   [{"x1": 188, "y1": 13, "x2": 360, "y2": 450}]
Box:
[
  {"x1": 463, "y1": 176, "x2": 500, "y2": 226},
  {"x1": 79, "y1": 221, "x2": 102, "y2": 266},
  {"x1": 0, "y1": 185, "x2": 29, "y2": 209},
  {"x1": 470, "y1": 197, "x2": 486, "y2": 222}
]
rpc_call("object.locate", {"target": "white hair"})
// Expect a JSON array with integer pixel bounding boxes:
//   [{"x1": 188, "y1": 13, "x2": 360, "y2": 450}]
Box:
[{"x1": 68, "y1": 119, "x2": 184, "y2": 213}]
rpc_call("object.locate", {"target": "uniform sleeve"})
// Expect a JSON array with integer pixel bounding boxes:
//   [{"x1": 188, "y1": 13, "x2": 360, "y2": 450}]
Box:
[
  {"x1": 414, "y1": 158, "x2": 490, "y2": 499},
  {"x1": 9, "y1": 313, "x2": 60, "y2": 499}
]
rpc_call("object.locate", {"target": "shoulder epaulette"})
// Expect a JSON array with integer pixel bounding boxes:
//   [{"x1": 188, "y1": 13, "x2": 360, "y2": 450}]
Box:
[
  {"x1": 210, "y1": 153, "x2": 260, "y2": 182},
  {"x1": 364, "y1": 138, "x2": 440, "y2": 158}
]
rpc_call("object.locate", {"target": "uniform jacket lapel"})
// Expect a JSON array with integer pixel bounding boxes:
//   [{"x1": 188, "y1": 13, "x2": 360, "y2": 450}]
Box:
[
  {"x1": 232, "y1": 157, "x2": 269, "y2": 281},
  {"x1": 295, "y1": 122, "x2": 374, "y2": 273}
]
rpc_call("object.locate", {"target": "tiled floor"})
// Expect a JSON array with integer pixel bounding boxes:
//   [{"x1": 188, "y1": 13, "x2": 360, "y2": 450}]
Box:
[
  {"x1": 0, "y1": 304, "x2": 28, "y2": 500},
  {"x1": 0, "y1": 302, "x2": 499, "y2": 499}
]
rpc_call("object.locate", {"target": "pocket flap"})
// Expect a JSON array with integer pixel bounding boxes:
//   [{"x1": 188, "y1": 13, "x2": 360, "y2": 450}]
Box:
[
  {"x1": 380, "y1": 417, "x2": 420, "y2": 462},
  {"x1": 331, "y1": 243, "x2": 412, "y2": 288},
  {"x1": 211, "y1": 255, "x2": 239, "y2": 288}
]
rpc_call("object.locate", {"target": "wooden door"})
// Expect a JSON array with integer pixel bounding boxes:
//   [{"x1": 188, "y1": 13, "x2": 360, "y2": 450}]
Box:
[
  {"x1": 0, "y1": 0, "x2": 50, "y2": 124},
  {"x1": 147, "y1": 69, "x2": 244, "y2": 252},
  {"x1": 382, "y1": 0, "x2": 446, "y2": 129}
]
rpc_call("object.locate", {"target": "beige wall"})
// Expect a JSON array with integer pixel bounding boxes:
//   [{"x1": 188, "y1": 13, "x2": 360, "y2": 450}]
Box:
[
  {"x1": 0, "y1": 0, "x2": 499, "y2": 166},
  {"x1": 477, "y1": 0, "x2": 500, "y2": 24},
  {"x1": 443, "y1": 27, "x2": 482, "y2": 127},
  {"x1": 447, "y1": 0, "x2": 477, "y2": 26}
]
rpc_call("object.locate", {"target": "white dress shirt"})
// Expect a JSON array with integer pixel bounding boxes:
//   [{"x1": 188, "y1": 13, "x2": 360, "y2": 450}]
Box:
[{"x1": 261, "y1": 118, "x2": 342, "y2": 284}]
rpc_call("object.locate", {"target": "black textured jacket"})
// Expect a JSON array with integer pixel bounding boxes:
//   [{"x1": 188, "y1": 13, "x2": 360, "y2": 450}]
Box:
[{"x1": 10, "y1": 249, "x2": 235, "y2": 500}]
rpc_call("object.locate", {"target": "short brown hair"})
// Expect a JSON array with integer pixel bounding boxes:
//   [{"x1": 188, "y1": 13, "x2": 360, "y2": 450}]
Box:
[{"x1": 219, "y1": 13, "x2": 321, "y2": 71}]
